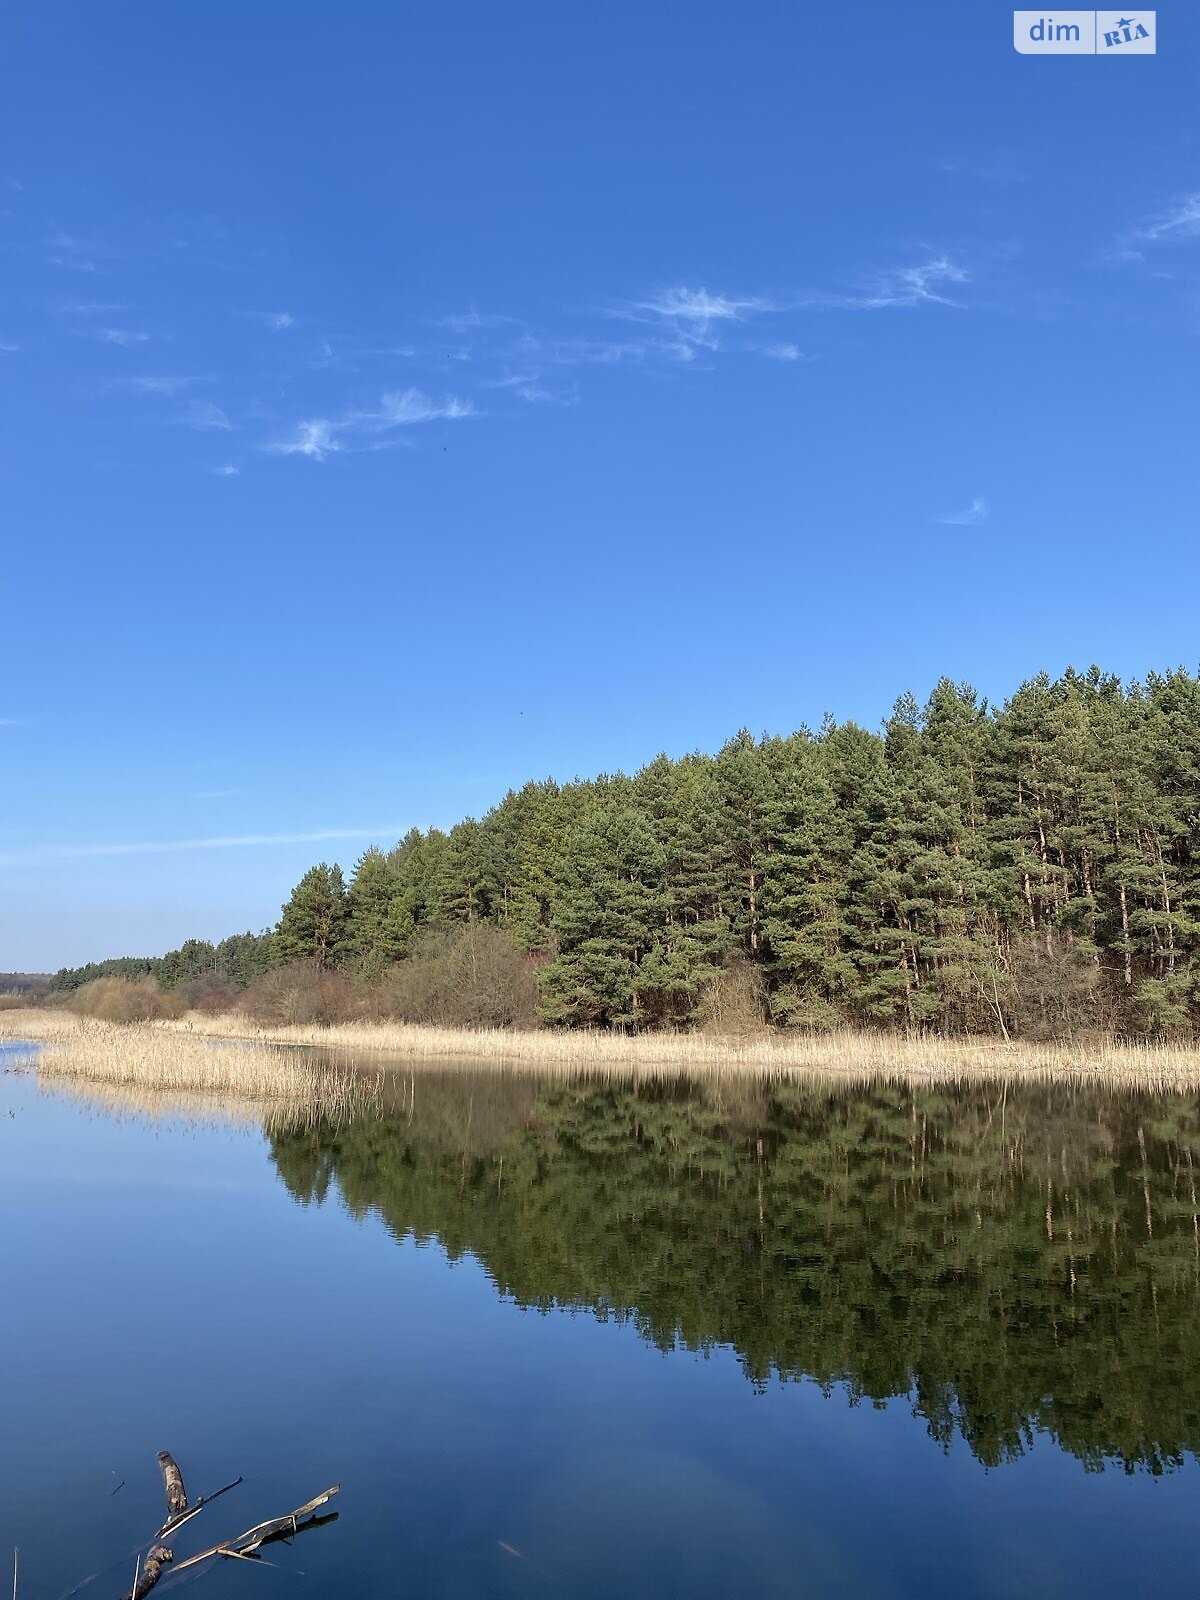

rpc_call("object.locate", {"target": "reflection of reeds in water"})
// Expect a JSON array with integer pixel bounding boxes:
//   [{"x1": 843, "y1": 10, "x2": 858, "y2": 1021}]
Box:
[
  {"x1": 1, "y1": 1010, "x2": 383, "y2": 1129},
  {"x1": 35, "y1": 1077, "x2": 368, "y2": 1135},
  {"x1": 38, "y1": 1076, "x2": 265, "y2": 1131}
]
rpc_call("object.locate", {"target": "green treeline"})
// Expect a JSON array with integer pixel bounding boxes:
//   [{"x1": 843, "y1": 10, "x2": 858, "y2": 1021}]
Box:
[
  {"x1": 51, "y1": 668, "x2": 1200, "y2": 1036},
  {"x1": 269, "y1": 1074, "x2": 1200, "y2": 1471},
  {"x1": 47, "y1": 932, "x2": 275, "y2": 996}
]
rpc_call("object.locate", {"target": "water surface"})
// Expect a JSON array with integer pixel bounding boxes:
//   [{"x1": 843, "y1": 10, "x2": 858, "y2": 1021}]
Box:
[{"x1": 2, "y1": 1060, "x2": 1199, "y2": 1599}]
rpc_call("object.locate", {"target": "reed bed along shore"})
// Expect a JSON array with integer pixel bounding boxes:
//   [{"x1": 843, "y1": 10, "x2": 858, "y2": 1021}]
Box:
[
  {"x1": 158, "y1": 1009, "x2": 1200, "y2": 1088},
  {"x1": 5, "y1": 1008, "x2": 1200, "y2": 1093},
  {"x1": 0, "y1": 1009, "x2": 380, "y2": 1116}
]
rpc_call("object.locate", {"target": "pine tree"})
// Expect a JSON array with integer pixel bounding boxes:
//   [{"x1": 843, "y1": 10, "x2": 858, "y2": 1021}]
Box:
[
  {"x1": 629, "y1": 754, "x2": 731, "y2": 1023},
  {"x1": 274, "y1": 863, "x2": 350, "y2": 969},
  {"x1": 759, "y1": 732, "x2": 853, "y2": 1027},
  {"x1": 346, "y1": 847, "x2": 408, "y2": 977},
  {"x1": 907, "y1": 682, "x2": 1007, "y2": 1030},
  {"x1": 539, "y1": 800, "x2": 667, "y2": 1028},
  {"x1": 824, "y1": 721, "x2": 915, "y2": 1023},
  {"x1": 1144, "y1": 671, "x2": 1200, "y2": 1008},
  {"x1": 214, "y1": 931, "x2": 274, "y2": 987},
  {"x1": 509, "y1": 782, "x2": 588, "y2": 954},
  {"x1": 714, "y1": 731, "x2": 773, "y2": 958},
  {"x1": 425, "y1": 820, "x2": 492, "y2": 925}
]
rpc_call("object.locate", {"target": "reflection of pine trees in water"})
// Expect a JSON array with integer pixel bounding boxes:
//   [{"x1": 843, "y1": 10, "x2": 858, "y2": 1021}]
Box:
[{"x1": 269, "y1": 1074, "x2": 1200, "y2": 1472}]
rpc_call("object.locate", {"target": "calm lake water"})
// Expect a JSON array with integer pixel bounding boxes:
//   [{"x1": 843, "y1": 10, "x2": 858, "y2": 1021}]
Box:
[{"x1": 3, "y1": 1051, "x2": 1199, "y2": 1599}]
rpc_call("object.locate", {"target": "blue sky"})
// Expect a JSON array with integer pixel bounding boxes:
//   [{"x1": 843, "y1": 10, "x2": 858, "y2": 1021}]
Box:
[{"x1": 2, "y1": 2, "x2": 1198, "y2": 970}]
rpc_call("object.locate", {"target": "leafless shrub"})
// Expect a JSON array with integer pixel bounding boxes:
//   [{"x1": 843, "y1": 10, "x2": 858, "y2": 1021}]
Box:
[
  {"x1": 175, "y1": 975, "x2": 242, "y2": 1015},
  {"x1": 240, "y1": 962, "x2": 361, "y2": 1027},
  {"x1": 68, "y1": 976, "x2": 186, "y2": 1023},
  {"x1": 694, "y1": 956, "x2": 769, "y2": 1036},
  {"x1": 379, "y1": 924, "x2": 540, "y2": 1029},
  {"x1": 1006, "y1": 933, "x2": 1112, "y2": 1042}
]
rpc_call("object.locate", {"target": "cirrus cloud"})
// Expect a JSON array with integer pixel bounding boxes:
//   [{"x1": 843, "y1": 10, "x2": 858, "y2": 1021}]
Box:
[
  {"x1": 267, "y1": 387, "x2": 473, "y2": 461},
  {"x1": 938, "y1": 494, "x2": 989, "y2": 527}
]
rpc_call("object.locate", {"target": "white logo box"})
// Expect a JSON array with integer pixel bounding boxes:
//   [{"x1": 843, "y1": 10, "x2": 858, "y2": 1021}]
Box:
[{"x1": 1013, "y1": 11, "x2": 1156, "y2": 53}]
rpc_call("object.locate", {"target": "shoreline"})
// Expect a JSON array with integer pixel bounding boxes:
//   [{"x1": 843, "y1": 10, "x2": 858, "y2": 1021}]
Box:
[{"x1": 5, "y1": 1007, "x2": 1200, "y2": 1089}]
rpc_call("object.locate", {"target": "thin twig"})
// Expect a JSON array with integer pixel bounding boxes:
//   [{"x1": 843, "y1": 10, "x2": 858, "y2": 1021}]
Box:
[
  {"x1": 171, "y1": 1486, "x2": 339, "y2": 1574},
  {"x1": 156, "y1": 1476, "x2": 243, "y2": 1539}
]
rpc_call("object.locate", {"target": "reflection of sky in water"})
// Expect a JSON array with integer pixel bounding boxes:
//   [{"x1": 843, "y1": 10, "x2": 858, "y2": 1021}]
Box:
[{"x1": 1, "y1": 1067, "x2": 1198, "y2": 1600}]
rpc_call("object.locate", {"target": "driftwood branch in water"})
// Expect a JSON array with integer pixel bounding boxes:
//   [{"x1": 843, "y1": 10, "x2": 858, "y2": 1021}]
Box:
[
  {"x1": 155, "y1": 1476, "x2": 244, "y2": 1540},
  {"x1": 118, "y1": 1548, "x2": 171, "y2": 1600},
  {"x1": 155, "y1": 1456, "x2": 187, "y2": 1520},
  {"x1": 256, "y1": 1510, "x2": 338, "y2": 1551},
  {"x1": 202, "y1": 1510, "x2": 339, "y2": 1567},
  {"x1": 171, "y1": 1486, "x2": 340, "y2": 1574}
]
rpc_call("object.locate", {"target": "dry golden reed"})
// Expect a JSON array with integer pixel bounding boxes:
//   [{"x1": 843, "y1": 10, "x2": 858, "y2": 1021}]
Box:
[
  {"x1": 0, "y1": 1009, "x2": 378, "y2": 1117},
  {"x1": 6, "y1": 1008, "x2": 1200, "y2": 1095},
  {"x1": 164, "y1": 1010, "x2": 1200, "y2": 1089}
]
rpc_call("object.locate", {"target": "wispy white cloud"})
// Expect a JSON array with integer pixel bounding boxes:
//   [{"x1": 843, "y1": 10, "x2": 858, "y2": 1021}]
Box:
[
  {"x1": 939, "y1": 494, "x2": 989, "y2": 527},
  {"x1": 356, "y1": 342, "x2": 417, "y2": 360},
  {"x1": 1114, "y1": 193, "x2": 1200, "y2": 260},
  {"x1": 308, "y1": 337, "x2": 368, "y2": 373},
  {"x1": 0, "y1": 825, "x2": 406, "y2": 868},
  {"x1": 549, "y1": 337, "x2": 646, "y2": 366},
  {"x1": 55, "y1": 299, "x2": 127, "y2": 315},
  {"x1": 0, "y1": 717, "x2": 26, "y2": 728},
  {"x1": 1140, "y1": 194, "x2": 1200, "y2": 241},
  {"x1": 46, "y1": 232, "x2": 100, "y2": 272},
  {"x1": 632, "y1": 287, "x2": 772, "y2": 324},
  {"x1": 0, "y1": 339, "x2": 18, "y2": 353},
  {"x1": 269, "y1": 418, "x2": 341, "y2": 461},
  {"x1": 446, "y1": 329, "x2": 642, "y2": 405},
  {"x1": 805, "y1": 255, "x2": 969, "y2": 311},
  {"x1": 759, "y1": 341, "x2": 806, "y2": 362},
  {"x1": 53, "y1": 255, "x2": 976, "y2": 475},
  {"x1": 618, "y1": 285, "x2": 774, "y2": 360},
  {"x1": 369, "y1": 389, "x2": 472, "y2": 427},
  {"x1": 182, "y1": 399, "x2": 232, "y2": 431},
  {"x1": 95, "y1": 327, "x2": 150, "y2": 346},
  {"x1": 109, "y1": 374, "x2": 206, "y2": 395},
  {"x1": 250, "y1": 310, "x2": 295, "y2": 331},
  {"x1": 881, "y1": 256, "x2": 969, "y2": 306},
  {"x1": 433, "y1": 263, "x2": 965, "y2": 394},
  {"x1": 267, "y1": 388, "x2": 473, "y2": 461},
  {"x1": 484, "y1": 371, "x2": 580, "y2": 406},
  {"x1": 436, "y1": 309, "x2": 515, "y2": 334},
  {"x1": 210, "y1": 464, "x2": 240, "y2": 477}
]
